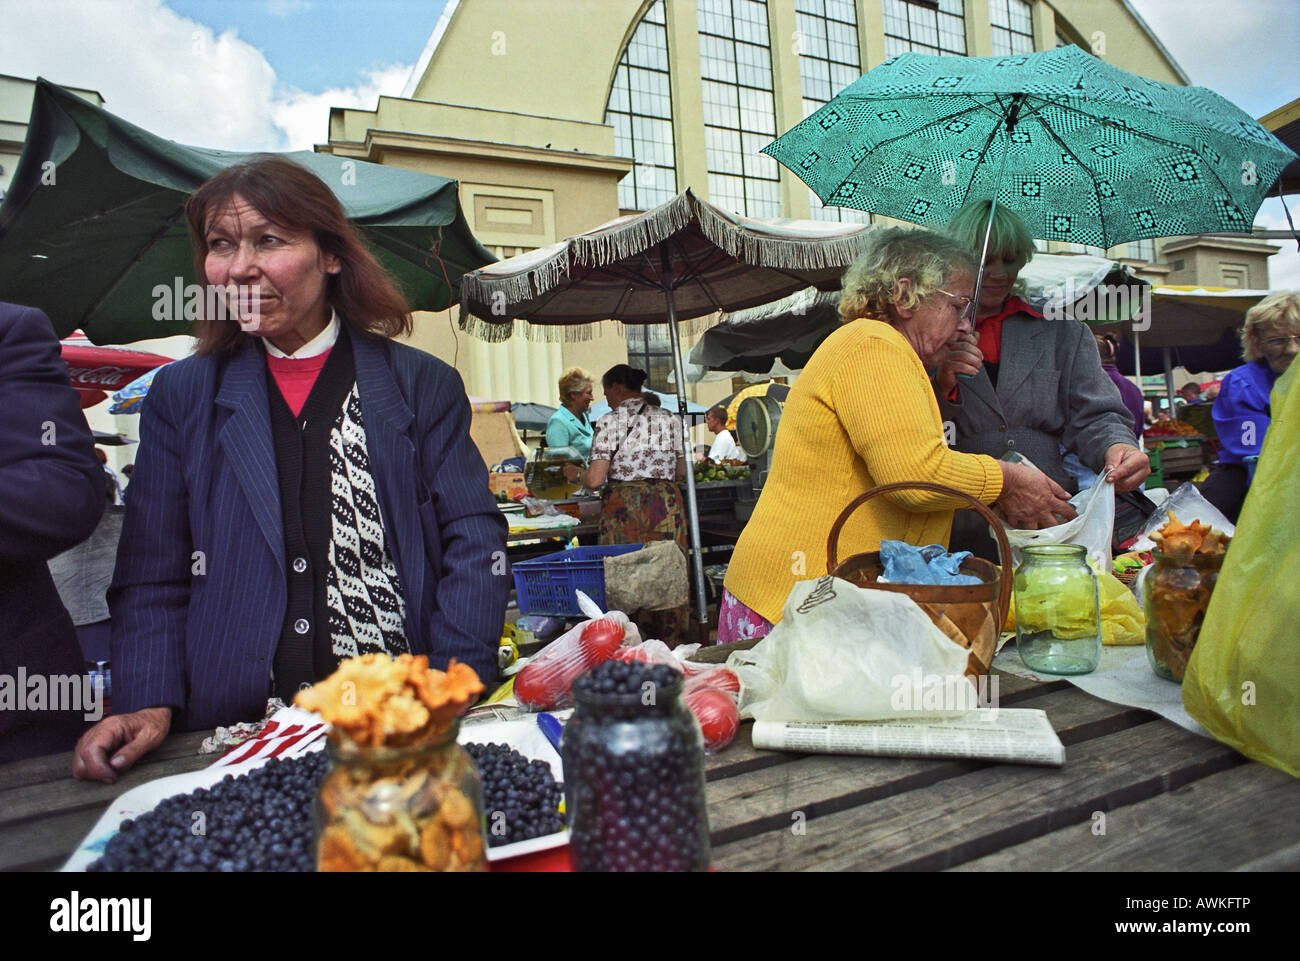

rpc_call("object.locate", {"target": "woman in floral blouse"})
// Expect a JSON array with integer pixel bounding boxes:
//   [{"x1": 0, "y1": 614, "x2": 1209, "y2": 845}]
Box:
[{"x1": 572, "y1": 364, "x2": 688, "y2": 644}]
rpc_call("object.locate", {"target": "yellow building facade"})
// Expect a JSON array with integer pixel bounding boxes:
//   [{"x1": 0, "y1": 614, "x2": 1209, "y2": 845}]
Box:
[{"x1": 317, "y1": 0, "x2": 1250, "y2": 414}]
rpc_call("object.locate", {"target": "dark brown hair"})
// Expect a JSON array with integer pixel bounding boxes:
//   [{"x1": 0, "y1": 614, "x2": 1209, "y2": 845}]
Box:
[
  {"x1": 185, "y1": 155, "x2": 412, "y2": 354},
  {"x1": 601, "y1": 364, "x2": 648, "y2": 393}
]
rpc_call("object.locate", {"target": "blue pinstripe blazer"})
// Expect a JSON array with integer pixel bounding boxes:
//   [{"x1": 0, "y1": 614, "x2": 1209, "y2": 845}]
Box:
[{"x1": 108, "y1": 329, "x2": 509, "y2": 731}]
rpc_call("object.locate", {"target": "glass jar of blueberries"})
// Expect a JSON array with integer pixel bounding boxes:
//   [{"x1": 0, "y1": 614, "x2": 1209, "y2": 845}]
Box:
[{"x1": 562, "y1": 661, "x2": 710, "y2": 872}]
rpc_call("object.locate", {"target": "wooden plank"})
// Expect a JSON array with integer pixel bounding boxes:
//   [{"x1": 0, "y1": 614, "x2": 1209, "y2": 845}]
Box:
[
  {"x1": 0, "y1": 750, "x2": 212, "y2": 830},
  {"x1": 0, "y1": 805, "x2": 124, "y2": 872},
  {"x1": 0, "y1": 730, "x2": 211, "y2": 793},
  {"x1": 949, "y1": 762, "x2": 1300, "y2": 871},
  {"x1": 704, "y1": 686, "x2": 1147, "y2": 850},
  {"x1": 709, "y1": 718, "x2": 1240, "y2": 872}
]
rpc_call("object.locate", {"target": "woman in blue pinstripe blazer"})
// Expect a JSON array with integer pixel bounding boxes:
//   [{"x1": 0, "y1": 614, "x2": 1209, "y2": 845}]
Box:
[{"x1": 73, "y1": 157, "x2": 508, "y2": 782}]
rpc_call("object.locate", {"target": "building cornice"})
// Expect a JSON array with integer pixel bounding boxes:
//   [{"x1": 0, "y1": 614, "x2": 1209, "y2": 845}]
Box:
[
  {"x1": 320, "y1": 129, "x2": 634, "y2": 176},
  {"x1": 1161, "y1": 236, "x2": 1282, "y2": 256}
]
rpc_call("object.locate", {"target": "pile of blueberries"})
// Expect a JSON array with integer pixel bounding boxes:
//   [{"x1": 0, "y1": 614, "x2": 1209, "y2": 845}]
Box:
[
  {"x1": 572, "y1": 661, "x2": 681, "y2": 698},
  {"x1": 464, "y1": 742, "x2": 564, "y2": 847},
  {"x1": 564, "y1": 661, "x2": 708, "y2": 872},
  {"x1": 87, "y1": 751, "x2": 328, "y2": 872}
]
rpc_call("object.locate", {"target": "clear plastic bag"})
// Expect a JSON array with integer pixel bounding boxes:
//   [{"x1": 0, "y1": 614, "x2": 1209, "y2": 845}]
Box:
[
  {"x1": 1003, "y1": 469, "x2": 1115, "y2": 569},
  {"x1": 610, "y1": 640, "x2": 741, "y2": 753},
  {"x1": 510, "y1": 592, "x2": 632, "y2": 711}
]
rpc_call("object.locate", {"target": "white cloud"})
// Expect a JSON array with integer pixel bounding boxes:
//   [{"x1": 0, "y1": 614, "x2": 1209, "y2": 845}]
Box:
[
  {"x1": 265, "y1": 0, "x2": 310, "y2": 17},
  {"x1": 0, "y1": 0, "x2": 408, "y2": 152},
  {"x1": 272, "y1": 63, "x2": 413, "y2": 151}
]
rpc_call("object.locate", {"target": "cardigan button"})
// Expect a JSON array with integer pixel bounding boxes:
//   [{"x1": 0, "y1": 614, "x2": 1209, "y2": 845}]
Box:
[
  {"x1": 294, "y1": 618, "x2": 310, "y2": 634},
  {"x1": 293, "y1": 557, "x2": 308, "y2": 573}
]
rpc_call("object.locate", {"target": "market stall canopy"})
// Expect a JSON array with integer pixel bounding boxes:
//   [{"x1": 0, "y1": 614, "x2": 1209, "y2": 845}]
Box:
[
  {"x1": 59, "y1": 331, "x2": 172, "y2": 392},
  {"x1": 687, "y1": 254, "x2": 1132, "y2": 376},
  {"x1": 588, "y1": 389, "x2": 708, "y2": 425},
  {"x1": 1260, "y1": 97, "x2": 1300, "y2": 196},
  {"x1": 456, "y1": 188, "x2": 871, "y2": 338},
  {"x1": 0, "y1": 79, "x2": 495, "y2": 343},
  {"x1": 511, "y1": 402, "x2": 558, "y2": 433}
]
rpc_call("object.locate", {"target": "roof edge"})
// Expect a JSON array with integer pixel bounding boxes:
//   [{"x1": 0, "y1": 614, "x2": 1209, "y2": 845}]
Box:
[
  {"x1": 400, "y1": 0, "x2": 461, "y2": 99},
  {"x1": 1116, "y1": 0, "x2": 1192, "y2": 85}
]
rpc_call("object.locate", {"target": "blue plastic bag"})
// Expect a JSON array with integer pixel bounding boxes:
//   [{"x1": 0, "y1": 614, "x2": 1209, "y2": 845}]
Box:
[{"x1": 879, "y1": 541, "x2": 981, "y2": 586}]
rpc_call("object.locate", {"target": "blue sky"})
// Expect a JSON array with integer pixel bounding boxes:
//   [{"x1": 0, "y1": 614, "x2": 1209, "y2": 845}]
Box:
[{"x1": 167, "y1": 0, "x2": 447, "y2": 94}]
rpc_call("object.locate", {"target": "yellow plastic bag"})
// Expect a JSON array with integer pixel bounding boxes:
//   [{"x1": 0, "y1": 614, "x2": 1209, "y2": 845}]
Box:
[
  {"x1": 1004, "y1": 566, "x2": 1144, "y2": 645},
  {"x1": 1183, "y1": 364, "x2": 1300, "y2": 778}
]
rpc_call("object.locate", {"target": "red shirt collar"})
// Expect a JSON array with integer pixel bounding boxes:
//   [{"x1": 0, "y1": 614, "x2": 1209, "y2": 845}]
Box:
[{"x1": 978, "y1": 294, "x2": 1042, "y2": 325}]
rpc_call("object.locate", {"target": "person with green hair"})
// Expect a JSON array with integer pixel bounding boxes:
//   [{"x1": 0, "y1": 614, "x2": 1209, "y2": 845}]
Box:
[{"x1": 935, "y1": 200, "x2": 1148, "y2": 549}]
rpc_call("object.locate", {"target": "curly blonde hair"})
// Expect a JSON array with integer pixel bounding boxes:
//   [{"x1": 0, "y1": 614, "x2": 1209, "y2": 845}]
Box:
[
  {"x1": 838, "y1": 227, "x2": 977, "y2": 323},
  {"x1": 1241, "y1": 292, "x2": 1300, "y2": 363},
  {"x1": 557, "y1": 367, "x2": 593, "y2": 404}
]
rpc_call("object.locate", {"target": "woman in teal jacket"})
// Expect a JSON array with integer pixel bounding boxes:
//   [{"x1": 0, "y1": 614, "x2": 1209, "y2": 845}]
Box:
[{"x1": 545, "y1": 367, "x2": 595, "y2": 461}]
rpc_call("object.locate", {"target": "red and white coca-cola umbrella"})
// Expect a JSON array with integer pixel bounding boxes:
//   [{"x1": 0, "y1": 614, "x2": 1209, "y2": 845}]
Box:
[{"x1": 59, "y1": 331, "x2": 173, "y2": 393}]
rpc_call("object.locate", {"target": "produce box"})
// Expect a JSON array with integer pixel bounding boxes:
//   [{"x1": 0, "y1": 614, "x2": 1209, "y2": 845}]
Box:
[{"x1": 490, "y1": 472, "x2": 529, "y2": 498}]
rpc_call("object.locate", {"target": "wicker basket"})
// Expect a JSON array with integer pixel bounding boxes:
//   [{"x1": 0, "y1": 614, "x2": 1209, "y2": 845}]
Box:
[{"x1": 826, "y1": 482, "x2": 1012, "y2": 679}]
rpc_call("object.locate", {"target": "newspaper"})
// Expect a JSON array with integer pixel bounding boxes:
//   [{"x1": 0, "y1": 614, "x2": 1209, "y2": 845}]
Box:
[{"x1": 751, "y1": 709, "x2": 1065, "y2": 767}]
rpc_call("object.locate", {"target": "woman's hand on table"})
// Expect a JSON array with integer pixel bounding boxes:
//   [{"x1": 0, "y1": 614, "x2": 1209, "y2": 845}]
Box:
[
  {"x1": 996, "y1": 461, "x2": 1076, "y2": 530},
  {"x1": 72, "y1": 706, "x2": 173, "y2": 783},
  {"x1": 934, "y1": 333, "x2": 983, "y2": 394},
  {"x1": 1103, "y1": 443, "x2": 1151, "y2": 492}
]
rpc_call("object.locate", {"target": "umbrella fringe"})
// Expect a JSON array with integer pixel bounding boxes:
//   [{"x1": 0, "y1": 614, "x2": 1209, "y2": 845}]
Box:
[
  {"x1": 573, "y1": 193, "x2": 695, "y2": 268},
  {"x1": 694, "y1": 203, "x2": 867, "y2": 271}
]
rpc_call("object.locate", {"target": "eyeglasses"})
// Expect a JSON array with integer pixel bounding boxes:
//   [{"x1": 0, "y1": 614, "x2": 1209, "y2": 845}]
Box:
[
  {"x1": 1262, "y1": 335, "x2": 1300, "y2": 350},
  {"x1": 937, "y1": 289, "x2": 976, "y2": 321}
]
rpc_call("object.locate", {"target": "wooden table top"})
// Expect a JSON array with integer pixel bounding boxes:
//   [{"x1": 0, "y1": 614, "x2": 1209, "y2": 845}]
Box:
[{"x1": 3, "y1": 670, "x2": 1297, "y2": 872}]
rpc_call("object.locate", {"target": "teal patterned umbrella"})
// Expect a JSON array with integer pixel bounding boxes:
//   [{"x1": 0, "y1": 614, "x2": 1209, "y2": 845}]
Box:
[{"x1": 763, "y1": 46, "x2": 1296, "y2": 248}]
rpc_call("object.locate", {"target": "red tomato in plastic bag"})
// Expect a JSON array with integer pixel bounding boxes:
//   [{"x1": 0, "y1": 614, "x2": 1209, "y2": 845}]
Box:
[
  {"x1": 687, "y1": 668, "x2": 740, "y2": 696},
  {"x1": 513, "y1": 661, "x2": 570, "y2": 710},
  {"x1": 579, "y1": 617, "x2": 625, "y2": 663},
  {"x1": 613, "y1": 646, "x2": 653, "y2": 664},
  {"x1": 686, "y1": 688, "x2": 740, "y2": 753}
]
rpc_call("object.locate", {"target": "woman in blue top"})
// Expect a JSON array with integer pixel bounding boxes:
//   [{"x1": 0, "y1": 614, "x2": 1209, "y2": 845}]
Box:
[
  {"x1": 1200, "y1": 292, "x2": 1299, "y2": 522},
  {"x1": 545, "y1": 367, "x2": 595, "y2": 462}
]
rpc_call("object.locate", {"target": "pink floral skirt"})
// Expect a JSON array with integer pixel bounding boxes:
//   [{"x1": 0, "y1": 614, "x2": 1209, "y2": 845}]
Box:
[{"x1": 716, "y1": 588, "x2": 774, "y2": 646}]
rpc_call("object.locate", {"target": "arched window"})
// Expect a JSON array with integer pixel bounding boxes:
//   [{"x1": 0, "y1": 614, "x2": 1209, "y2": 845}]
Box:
[
  {"x1": 605, "y1": 0, "x2": 677, "y2": 211},
  {"x1": 797, "y1": 0, "x2": 871, "y2": 223},
  {"x1": 990, "y1": 0, "x2": 1034, "y2": 55},
  {"x1": 882, "y1": 0, "x2": 966, "y2": 58},
  {"x1": 698, "y1": 0, "x2": 782, "y2": 217}
]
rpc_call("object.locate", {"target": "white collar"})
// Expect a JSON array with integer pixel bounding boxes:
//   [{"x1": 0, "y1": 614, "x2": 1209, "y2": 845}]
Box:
[{"x1": 264, "y1": 311, "x2": 340, "y2": 359}]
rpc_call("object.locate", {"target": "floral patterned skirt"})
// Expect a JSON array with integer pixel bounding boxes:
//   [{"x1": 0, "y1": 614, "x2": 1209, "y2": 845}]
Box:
[
  {"x1": 599, "y1": 480, "x2": 688, "y2": 645},
  {"x1": 716, "y1": 588, "x2": 774, "y2": 646}
]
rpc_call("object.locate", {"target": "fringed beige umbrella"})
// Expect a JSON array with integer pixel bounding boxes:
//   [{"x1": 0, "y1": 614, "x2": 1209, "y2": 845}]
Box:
[{"x1": 458, "y1": 188, "x2": 871, "y2": 625}]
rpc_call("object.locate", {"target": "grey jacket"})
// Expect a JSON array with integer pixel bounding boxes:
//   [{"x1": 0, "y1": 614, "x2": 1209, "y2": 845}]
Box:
[{"x1": 935, "y1": 309, "x2": 1137, "y2": 490}]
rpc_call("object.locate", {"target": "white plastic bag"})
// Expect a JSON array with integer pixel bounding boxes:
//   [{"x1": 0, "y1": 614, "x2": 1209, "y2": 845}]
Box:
[
  {"x1": 1003, "y1": 470, "x2": 1115, "y2": 569},
  {"x1": 1130, "y1": 482, "x2": 1235, "y2": 551},
  {"x1": 725, "y1": 576, "x2": 972, "y2": 722}
]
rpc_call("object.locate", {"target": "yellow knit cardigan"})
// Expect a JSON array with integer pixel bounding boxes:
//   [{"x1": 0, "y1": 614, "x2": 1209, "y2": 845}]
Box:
[{"x1": 723, "y1": 318, "x2": 1004, "y2": 625}]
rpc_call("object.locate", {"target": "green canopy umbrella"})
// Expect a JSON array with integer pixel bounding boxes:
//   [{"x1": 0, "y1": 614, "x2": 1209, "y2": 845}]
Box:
[
  {"x1": 764, "y1": 46, "x2": 1296, "y2": 358},
  {"x1": 0, "y1": 79, "x2": 495, "y2": 343},
  {"x1": 763, "y1": 46, "x2": 1296, "y2": 250}
]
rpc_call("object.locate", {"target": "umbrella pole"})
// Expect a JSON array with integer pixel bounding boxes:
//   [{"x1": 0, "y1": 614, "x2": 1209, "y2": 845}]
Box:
[
  {"x1": 1132, "y1": 329, "x2": 1145, "y2": 451},
  {"x1": 665, "y1": 290, "x2": 710, "y2": 629},
  {"x1": 970, "y1": 198, "x2": 998, "y2": 314},
  {"x1": 1163, "y1": 346, "x2": 1176, "y2": 416}
]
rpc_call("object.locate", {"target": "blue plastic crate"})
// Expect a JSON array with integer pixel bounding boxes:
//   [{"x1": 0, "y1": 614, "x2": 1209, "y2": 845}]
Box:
[{"x1": 511, "y1": 544, "x2": 643, "y2": 616}]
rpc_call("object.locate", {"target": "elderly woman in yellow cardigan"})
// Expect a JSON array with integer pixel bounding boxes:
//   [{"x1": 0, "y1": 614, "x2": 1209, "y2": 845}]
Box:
[{"x1": 719, "y1": 226, "x2": 1074, "y2": 644}]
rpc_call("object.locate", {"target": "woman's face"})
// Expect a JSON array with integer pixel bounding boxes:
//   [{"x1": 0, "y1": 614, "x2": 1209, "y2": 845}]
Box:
[
  {"x1": 569, "y1": 382, "x2": 594, "y2": 413},
  {"x1": 895, "y1": 269, "x2": 975, "y2": 367},
  {"x1": 976, "y1": 252, "x2": 1021, "y2": 315},
  {"x1": 203, "y1": 194, "x2": 340, "y2": 349},
  {"x1": 1256, "y1": 325, "x2": 1300, "y2": 375}
]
